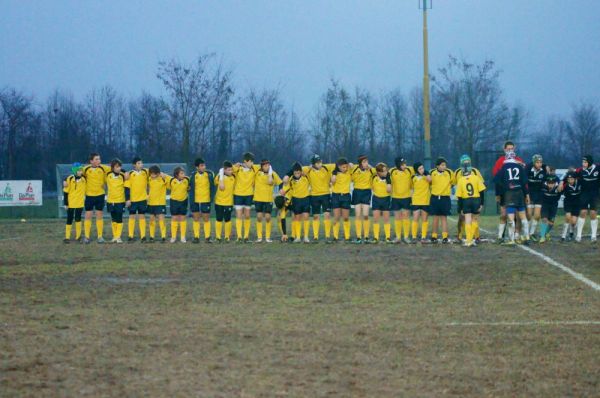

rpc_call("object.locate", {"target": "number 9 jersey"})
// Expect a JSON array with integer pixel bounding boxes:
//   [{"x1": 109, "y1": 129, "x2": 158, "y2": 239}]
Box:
[{"x1": 456, "y1": 174, "x2": 486, "y2": 199}]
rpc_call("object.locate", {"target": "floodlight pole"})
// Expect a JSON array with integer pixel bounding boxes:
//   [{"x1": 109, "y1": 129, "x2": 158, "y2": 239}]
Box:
[{"x1": 420, "y1": 0, "x2": 432, "y2": 170}]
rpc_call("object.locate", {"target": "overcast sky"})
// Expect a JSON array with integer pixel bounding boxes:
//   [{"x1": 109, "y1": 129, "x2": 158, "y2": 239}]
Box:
[{"x1": 1, "y1": 0, "x2": 599, "y2": 123}]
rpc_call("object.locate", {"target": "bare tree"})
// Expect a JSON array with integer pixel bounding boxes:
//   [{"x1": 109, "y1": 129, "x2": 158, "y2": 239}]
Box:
[
  {"x1": 565, "y1": 101, "x2": 600, "y2": 159},
  {"x1": 0, "y1": 88, "x2": 36, "y2": 179}
]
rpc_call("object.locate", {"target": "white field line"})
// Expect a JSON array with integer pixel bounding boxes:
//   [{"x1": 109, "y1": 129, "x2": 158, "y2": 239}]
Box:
[
  {"x1": 446, "y1": 320, "x2": 600, "y2": 327},
  {"x1": 0, "y1": 237, "x2": 22, "y2": 242},
  {"x1": 448, "y1": 217, "x2": 600, "y2": 292}
]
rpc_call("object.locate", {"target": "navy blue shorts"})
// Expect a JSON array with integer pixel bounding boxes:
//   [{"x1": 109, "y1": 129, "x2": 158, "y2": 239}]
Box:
[
  {"x1": 85, "y1": 195, "x2": 105, "y2": 211},
  {"x1": 310, "y1": 194, "x2": 331, "y2": 215},
  {"x1": 563, "y1": 200, "x2": 580, "y2": 217},
  {"x1": 429, "y1": 195, "x2": 451, "y2": 216},
  {"x1": 129, "y1": 200, "x2": 147, "y2": 215},
  {"x1": 147, "y1": 205, "x2": 167, "y2": 216},
  {"x1": 292, "y1": 197, "x2": 311, "y2": 215},
  {"x1": 234, "y1": 195, "x2": 253, "y2": 207},
  {"x1": 580, "y1": 192, "x2": 598, "y2": 211},
  {"x1": 391, "y1": 198, "x2": 411, "y2": 211},
  {"x1": 460, "y1": 198, "x2": 481, "y2": 215},
  {"x1": 107, "y1": 202, "x2": 125, "y2": 214},
  {"x1": 254, "y1": 201, "x2": 273, "y2": 214},
  {"x1": 331, "y1": 193, "x2": 351, "y2": 210},
  {"x1": 411, "y1": 204, "x2": 429, "y2": 212},
  {"x1": 371, "y1": 196, "x2": 390, "y2": 211},
  {"x1": 529, "y1": 190, "x2": 543, "y2": 206},
  {"x1": 190, "y1": 202, "x2": 211, "y2": 214},
  {"x1": 541, "y1": 204, "x2": 558, "y2": 221},
  {"x1": 170, "y1": 199, "x2": 188, "y2": 216},
  {"x1": 352, "y1": 189, "x2": 372, "y2": 205}
]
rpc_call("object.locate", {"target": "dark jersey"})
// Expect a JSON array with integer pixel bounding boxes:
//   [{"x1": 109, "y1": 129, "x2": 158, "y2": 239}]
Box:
[
  {"x1": 494, "y1": 161, "x2": 528, "y2": 195},
  {"x1": 562, "y1": 181, "x2": 582, "y2": 204},
  {"x1": 526, "y1": 164, "x2": 547, "y2": 194},
  {"x1": 541, "y1": 184, "x2": 561, "y2": 207},
  {"x1": 575, "y1": 164, "x2": 600, "y2": 193}
]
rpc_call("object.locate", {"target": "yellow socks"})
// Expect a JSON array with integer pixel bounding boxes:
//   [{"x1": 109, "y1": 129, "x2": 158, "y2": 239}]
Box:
[
  {"x1": 65, "y1": 224, "x2": 72, "y2": 239},
  {"x1": 384, "y1": 223, "x2": 391, "y2": 240},
  {"x1": 96, "y1": 219, "x2": 104, "y2": 238},
  {"x1": 179, "y1": 220, "x2": 187, "y2": 239},
  {"x1": 159, "y1": 219, "x2": 166, "y2": 239},
  {"x1": 373, "y1": 223, "x2": 380, "y2": 240},
  {"x1": 355, "y1": 219, "x2": 362, "y2": 238},
  {"x1": 225, "y1": 221, "x2": 232, "y2": 239},
  {"x1": 363, "y1": 219, "x2": 370, "y2": 239},
  {"x1": 139, "y1": 218, "x2": 146, "y2": 238},
  {"x1": 204, "y1": 221, "x2": 211, "y2": 239},
  {"x1": 312, "y1": 219, "x2": 320, "y2": 239},
  {"x1": 394, "y1": 220, "x2": 402, "y2": 239},
  {"x1": 84, "y1": 220, "x2": 92, "y2": 238},
  {"x1": 265, "y1": 220, "x2": 272, "y2": 240},
  {"x1": 403, "y1": 219, "x2": 411, "y2": 239},
  {"x1": 324, "y1": 219, "x2": 331, "y2": 238},
  {"x1": 171, "y1": 220, "x2": 178, "y2": 239},
  {"x1": 465, "y1": 223, "x2": 473, "y2": 243},
  {"x1": 432, "y1": 232, "x2": 438, "y2": 239},
  {"x1": 244, "y1": 219, "x2": 251, "y2": 239},
  {"x1": 111, "y1": 222, "x2": 116, "y2": 238},
  {"x1": 343, "y1": 221, "x2": 351, "y2": 240},
  {"x1": 193, "y1": 221, "x2": 201, "y2": 239},
  {"x1": 421, "y1": 221, "x2": 428, "y2": 239},
  {"x1": 128, "y1": 218, "x2": 135, "y2": 238},
  {"x1": 411, "y1": 220, "x2": 418, "y2": 239},
  {"x1": 149, "y1": 219, "x2": 156, "y2": 238},
  {"x1": 303, "y1": 220, "x2": 310, "y2": 239},
  {"x1": 442, "y1": 231, "x2": 448, "y2": 240},
  {"x1": 215, "y1": 221, "x2": 223, "y2": 239},
  {"x1": 115, "y1": 223, "x2": 123, "y2": 239},
  {"x1": 236, "y1": 219, "x2": 243, "y2": 239},
  {"x1": 75, "y1": 222, "x2": 82, "y2": 240},
  {"x1": 473, "y1": 221, "x2": 480, "y2": 239},
  {"x1": 333, "y1": 221, "x2": 340, "y2": 240},
  {"x1": 256, "y1": 221, "x2": 263, "y2": 240}
]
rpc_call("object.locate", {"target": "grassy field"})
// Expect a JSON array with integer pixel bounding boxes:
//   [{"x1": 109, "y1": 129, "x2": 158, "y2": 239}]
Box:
[{"x1": 1, "y1": 217, "x2": 599, "y2": 397}]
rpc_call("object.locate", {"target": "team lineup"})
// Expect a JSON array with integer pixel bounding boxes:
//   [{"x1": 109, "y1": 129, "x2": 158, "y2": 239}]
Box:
[{"x1": 62, "y1": 141, "x2": 599, "y2": 246}]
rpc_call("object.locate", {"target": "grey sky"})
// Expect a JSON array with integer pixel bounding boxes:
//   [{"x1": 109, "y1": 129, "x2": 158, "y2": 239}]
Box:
[{"x1": 1, "y1": 0, "x2": 599, "y2": 124}]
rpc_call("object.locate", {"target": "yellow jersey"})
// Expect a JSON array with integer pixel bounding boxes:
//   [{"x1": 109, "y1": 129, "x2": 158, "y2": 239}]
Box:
[
  {"x1": 169, "y1": 177, "x2": 190, "y2": 201},
  {"x1": 389, "y1": 167, "x2": 414, "y2": 199},
  {"x1": 82, "y1": 164, "x2": 111, "y2": 196},
  {"x1": 148, "y1": 175, "x2": 172, "y2": 206},
  {"x1": 215, "y1": 174, "x2": 235, "y2": 206},
  {"x1": 106, "y1": 171, "x2": 126, "y2": 203},
  {"x1": 303, "y1": 164, "x2": 335, "y2": 196},
  {"x1": 288, "y1": 175, "x2": 310, "y2": 199},
  {"x1": 63, "y1": 175, "x2": 86, "y2": 208},
  {"x1": 454, "y1": 167, "x2": 484, "y2": 184},
  {"x1": 127, "y1": 168, "x2": 149, "y2": 202},
  {"x1": 332, "y1": 169, "x2": 352, "y2": 194},
  {"x1": 372, "y1": 174, "x2": 392, "y2": 198},
  {"x1": 254, "y1": 171, "x2": 282, "y2": 203},
  {"x1": 456, "y1": 173, "x2": 486, "y2": 199},
  {"x1": 351, "y1": 166, "x2": 376, "y2": 190},
  {"x1": 430, "y1": 168, "x2": 454, "y2": 197},
  {"x1": 411, "y1": 174, "x2": 431, "y2": 206},
  {"x1": 233, "y1": 164, "x2": 260, "y2": 196},
  {"x1": 190, "y1": 170, "x2": 214, "y2": 203}
]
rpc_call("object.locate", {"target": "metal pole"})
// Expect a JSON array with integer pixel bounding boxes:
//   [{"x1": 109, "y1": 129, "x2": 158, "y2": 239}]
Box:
[{"x1": 422, "y1": 0, "x2": 432, "y2": 170}]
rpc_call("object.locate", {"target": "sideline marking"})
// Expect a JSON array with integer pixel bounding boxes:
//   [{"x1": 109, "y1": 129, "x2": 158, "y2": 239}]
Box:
[
  {"x1": 448, "y1": 217, "x2": 600, "y2": 292},
  {"x1": 446, "y1": 320, "x2": 600, "y2": 327}
]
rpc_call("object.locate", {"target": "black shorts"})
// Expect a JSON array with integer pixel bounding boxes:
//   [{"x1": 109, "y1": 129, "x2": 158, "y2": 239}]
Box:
[
  {"x1": 411, "y1": 204, "x2": 430, "y2": 212},
  {"x1": 352, "y1": 189, "x2": 372, "y2": 205},
  {"x1": 579, "y1": 192, "x2": 598, "y2": 211},
  {"x1": 429, "y1": 195, "x2": 451, "y2": 216},
  {"x1": 129, "y1": 200, "x2": 147, "y2": 214},
  {"x1": 107, "y1": 202, "x2": 125, "y2": 213},
  {"x1": 371, "y1": 196, "x2": 390, "y2": 211},
  {"x1": 234, "y1": 195, "x2": 253, "y2": 207},
  {"x1": 292, "y1": 197, "x2": 311, "y2": 215},
  {"x1": 331, "y1": 193, "x2": 351, "y2": 210},
  {"x1": 541, "y1": 204, "x2": 558, "y2": 221},
  {"x1": 563, "y1": 200, "x2": 580, "y2": 217},
  {"x1": 170, "y1": 199, "x2": 188, "y2": 216},
  {"x1": 254, "y1": 201, "x2": 273, "y2": 214},
  {"x1": 460, "y1": 197, "x2": 481, "y2": 215},
  {"x1": 310, "y1": 194, "x2": 331, "y2": 215},
  {"x1": 504, "y1": 190, "x2": 525, "y2": 209},
  {"x1": 191, "y1": 202, "x2": 211, "y2": 214},
  {"x1": 391, "y1": 198, "x2": 411, "y2": 211},
  {"x1": 215, "y1": 204, "x2": 233, "y2": 222},
  {"x1": 85, "y1": 195, "x2": 105, "y2": 211},
  {"x1": 147, "y1": 205, "x2": 167, "y2": 216},
  {"x1": 529, "y1": 190, "x2": 543, "y2": 206}
]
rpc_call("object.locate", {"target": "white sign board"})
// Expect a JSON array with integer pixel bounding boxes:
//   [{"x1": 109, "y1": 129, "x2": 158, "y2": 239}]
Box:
[{"x1": 0, "y1": 180, "x2": 43, "y2": 206}]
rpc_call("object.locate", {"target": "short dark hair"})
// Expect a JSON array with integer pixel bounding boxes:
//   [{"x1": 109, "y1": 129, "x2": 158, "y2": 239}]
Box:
[
  {"x1": 110, "y1": 158, "x2": 122, "y2": 170},
  {"x1": 243, "y1": 152, "x2": 255, "y2": 162},
  {"x1": 194, "y1": 157, "x2": 205, "y2": 167},
  {"x1": 504, "y1": 141, "x2": 514, "y2": 148},
  {"x1": 89, "y1": 152, "x2": 100, "y2": 161},
  {"x1": 149, "y1": 165, "x2": 161, "y2": 175},
  {"x1": 173, "y1": 166, "x2": 184, "y2": 177},
  {"x1": 337, "y1": 157, "x2": 349, "y2": 166},
  {"x1": 132, "y1": 156, "x2": 142, "y2": 164},
  {"x1": 223, "y1": 160, "x2": 233, "y2": 168},
  {"x1": 375, "y1": 162, "x2": 387, "y2": 172}
]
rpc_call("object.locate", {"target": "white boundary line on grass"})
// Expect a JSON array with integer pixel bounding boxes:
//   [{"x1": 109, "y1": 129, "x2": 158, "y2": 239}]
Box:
[
  {"x1": 0, "y1": 237, "x2": 22, "y2": 242},
  {"x1": 446, "y1": 320, "x2": 600, "y2": 326},
  {"x1": 448, "y1": 217, "x2": 600, "y2": 292}
]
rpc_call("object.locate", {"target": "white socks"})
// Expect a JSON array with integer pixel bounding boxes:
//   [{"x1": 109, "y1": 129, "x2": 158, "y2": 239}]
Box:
[
  {"x1": 576, "y1": 217, "x2": 585, "y2": 240},
  {"x1": 521, "y1": 219, "x2": 530, "y2": 239},
  {"x1": 529, "y1": 219, "x2": 538, "y2": 236},
  {"x1": 592, "y1": 219, "x2": 598, "y2": 240},
  {"x1": 508, "y1": 221, "x2": 516, "y2": 241},
  {"x1": 562, "y1": 223, "x2": 569, "y2": 239},
  {"x1": 498, "y1": 223, "x2": 506, "y2": 239}
]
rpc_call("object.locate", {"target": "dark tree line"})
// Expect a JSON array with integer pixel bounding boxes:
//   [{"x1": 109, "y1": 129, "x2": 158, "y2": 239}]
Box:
[{"x1": 1, "y1": 54, "x2": 598, "y2": 191}]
